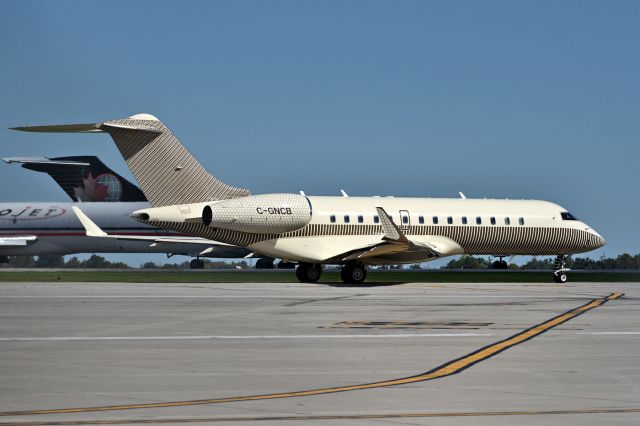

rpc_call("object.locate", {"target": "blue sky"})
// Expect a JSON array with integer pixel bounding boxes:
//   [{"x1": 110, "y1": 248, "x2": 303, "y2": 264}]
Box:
[{"x1": 1, "y1": 1, "x2": 638, "y2": 265}]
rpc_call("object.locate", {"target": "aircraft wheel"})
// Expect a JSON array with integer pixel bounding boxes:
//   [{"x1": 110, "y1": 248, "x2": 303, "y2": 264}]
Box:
[
  {"x1": 296, "y1": 263, "x2": 322, "y2": 283},
  {"x1": 553, "y1": 273, "x2": 568, "y2": 284},
  {"x1": 255, "y1": 258, "x2": 275, "y2": 269},
  {"x1": 190, "y1": 259, "x2": 204, "y2": 269},
  {"x1": 492, "y1": 260, "x2": 508, "y2": 269},
  {"x1": 341, "y1": 263, "x2": 367, "y2": 284}
]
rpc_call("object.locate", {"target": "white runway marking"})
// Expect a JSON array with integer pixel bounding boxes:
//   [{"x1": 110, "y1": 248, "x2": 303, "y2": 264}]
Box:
[{"x1": 0, "y1": 333, "x2": 491, "y2": 341}]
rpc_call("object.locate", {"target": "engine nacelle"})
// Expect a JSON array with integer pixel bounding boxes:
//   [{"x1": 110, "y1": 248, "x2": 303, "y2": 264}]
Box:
[{"x1": 202, "y1": 193, "x2": 311, "y2": 234}]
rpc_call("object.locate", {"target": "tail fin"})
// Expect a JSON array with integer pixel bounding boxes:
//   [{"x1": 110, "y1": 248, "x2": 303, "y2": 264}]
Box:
[
  {"x1": 11, "y1": 113, "x2": 250, "y2": 207},
  {"x1": 3, "y1": 156, "x2": 147, "y2": 202}
]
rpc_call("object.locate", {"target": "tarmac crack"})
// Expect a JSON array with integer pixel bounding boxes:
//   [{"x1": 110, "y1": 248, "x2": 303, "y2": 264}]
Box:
[{"x1": 285, "y1": 294, "x2": 368, "y2": 307}]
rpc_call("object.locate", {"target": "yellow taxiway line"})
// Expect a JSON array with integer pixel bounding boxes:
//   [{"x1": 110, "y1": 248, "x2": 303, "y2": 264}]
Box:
[{"x1": 0, "y1": 292, "x2": 623, "y2": 417}]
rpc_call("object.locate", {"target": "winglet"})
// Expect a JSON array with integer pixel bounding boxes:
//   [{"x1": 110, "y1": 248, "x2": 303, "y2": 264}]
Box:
[
  {"x1": 376, "y1": 207, "x2": 408, "y2": 242},
  {"x1": 71, "y1": 206, "x2": 108, "y2": 237}
]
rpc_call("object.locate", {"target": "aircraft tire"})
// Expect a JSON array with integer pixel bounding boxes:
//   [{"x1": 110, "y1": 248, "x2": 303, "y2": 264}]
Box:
[
  {"x1": 492, "y1": 260, "x2": 508, "y2": 269},
  {"x1": 296, "y1": 263, "x2": 321, "y2": 283},
  {"x1": 190, "y1": 259, "x2": 204, "y2": 269},
  {"x1": 553, "y1": 273, "x2": 568, "y2": 283},
  {"x1": 255, "y1": 258, "x2": 275, "y2": 269},
  {"x1": 341, "y1": 263, "x2": 367, "y2": 284}
]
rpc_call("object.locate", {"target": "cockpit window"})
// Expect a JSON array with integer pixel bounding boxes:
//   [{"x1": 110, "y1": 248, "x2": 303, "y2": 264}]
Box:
[{"x1": 561, "y1": 212, "x2": 578, "y2": 221}]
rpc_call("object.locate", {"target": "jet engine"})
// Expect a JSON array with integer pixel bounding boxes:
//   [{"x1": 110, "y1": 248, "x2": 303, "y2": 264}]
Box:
[{"x1": 202, "y1": 193, "x2": 311, "y2": 234}]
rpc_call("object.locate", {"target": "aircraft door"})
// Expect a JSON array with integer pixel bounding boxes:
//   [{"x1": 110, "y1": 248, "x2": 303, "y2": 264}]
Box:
[{"x1": 399, "y1": 210, "x2": 410, "y2": 232}]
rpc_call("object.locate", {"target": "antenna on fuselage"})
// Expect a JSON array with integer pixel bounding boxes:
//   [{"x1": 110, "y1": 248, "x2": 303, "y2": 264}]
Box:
[
  {"x1": 459, "y1": 192, "x2": 466, "y2": 199},
  {"x1": 340, "y1": 189, "x2": 349, "y2": 197}
]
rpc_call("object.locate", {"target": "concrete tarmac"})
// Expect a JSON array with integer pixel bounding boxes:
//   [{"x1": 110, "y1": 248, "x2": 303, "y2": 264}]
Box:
[{"x1": 0, "y1": 281, "x2": 638, "y2": 425}]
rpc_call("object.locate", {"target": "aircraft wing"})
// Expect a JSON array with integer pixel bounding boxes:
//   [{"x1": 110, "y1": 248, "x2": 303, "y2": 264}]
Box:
[
  {"x1": 71, "y1": 207, "x2": 233, "y2": 247},
  {"x1": 322, "y1": 207, "x2": 463, "y2": 264},
  {"x1": 0, "y1": 236, "x2": 37, "y2": 247}
]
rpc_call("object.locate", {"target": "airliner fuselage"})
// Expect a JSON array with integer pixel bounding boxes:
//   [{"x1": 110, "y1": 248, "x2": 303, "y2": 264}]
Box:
[{"x1": 134, "y1": 195, "x2": 604, "y2": 265}]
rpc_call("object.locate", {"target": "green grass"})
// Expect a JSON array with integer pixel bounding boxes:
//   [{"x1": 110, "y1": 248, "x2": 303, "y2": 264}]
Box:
[{"x1": 0, "y1": 270, "x2": 638, "y2": 283}]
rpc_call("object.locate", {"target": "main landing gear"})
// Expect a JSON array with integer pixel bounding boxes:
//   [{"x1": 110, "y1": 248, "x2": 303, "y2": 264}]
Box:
[
  {"x1": 190, "y1": 258, "x2": 204, "y2": 269},
  {"x1": 553, "y1": 255, "x2": 570, "y2": 283},
  {"x1": 294, "y1": 262, "x2": 368, "y2": 284},
  {"x1": 340, "y1": 262, "x2": 367, "y2": 284},
  {"x1": 255, "y1": 257, "x2": 275, "y2": 269},
  {"x1": 296, "y1": 263, "x2": 322, "y2": 283}
]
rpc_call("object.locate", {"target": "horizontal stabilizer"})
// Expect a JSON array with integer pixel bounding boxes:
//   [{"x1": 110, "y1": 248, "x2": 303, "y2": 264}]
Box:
[
  {"x1": 2, "y1": 157, "x2": 90, "y2": 166},
  {"x1": 10, "y1": 123, "x2": 103, "y2": 133}
]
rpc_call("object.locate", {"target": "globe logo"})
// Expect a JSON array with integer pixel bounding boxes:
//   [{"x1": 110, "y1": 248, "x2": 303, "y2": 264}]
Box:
[{"x1": 95, "y1": 173, "x2": 123, "y2": 201}]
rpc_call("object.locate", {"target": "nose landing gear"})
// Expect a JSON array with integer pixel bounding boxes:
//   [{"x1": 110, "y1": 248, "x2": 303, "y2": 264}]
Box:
[
  {"x1": 492, "y1": 256, "x2": 509, "y2": 269},
  {"x1": 553, "y1": 255, "x2": 570, "y2": 283}
]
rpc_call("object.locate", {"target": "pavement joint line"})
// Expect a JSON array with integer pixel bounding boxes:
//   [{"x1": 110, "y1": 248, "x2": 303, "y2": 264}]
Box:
[
  {"x1": 0, "y1": 333, "x2": 492, "y2": 341},
  {"x1": 0, "y1": 292, "x2": 623, "y2": 418},
  {"x1": 1, "y1": 407, "x2": 640, "y2": 424}
]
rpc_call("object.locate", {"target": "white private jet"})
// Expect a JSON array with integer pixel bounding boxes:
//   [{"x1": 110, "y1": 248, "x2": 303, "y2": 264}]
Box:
[{"x1": 12, "y1": 114, "x2": 605, "y2": 284}]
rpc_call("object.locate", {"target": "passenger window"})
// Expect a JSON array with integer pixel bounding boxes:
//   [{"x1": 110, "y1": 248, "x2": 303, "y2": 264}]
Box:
[
  {"x1": 433, "y1": 216, "x2": 439, "y2": 224},
  {"x1": 344, "y1": 215, "x2": 350, "y2": 223},
  {"x1": 447, "y1": 216, "x2": 453, "y2": 224},
  {"x1": 504, "y1": 217, "x2": 511, "y2": 226},
  {"x1": 462, "y1": 216, "x2": 468, "y2": 225},
  {"x1": 418, "y1": 216, "x2": 424, "y2": 224},
  {"x1": 402, "y1": 216, "x2": 409, "y2": 224},
  {"x1": 373, "y1": 215, "x2": 379, "y2": 224},
  {"x1": 357, "y1": 215, "x2": 364, "y2": 223},
  {"x1": 476, "y1": 217, "x2": 482, "y2": 225},
  {"x1": 519, "y1": 217, "x2": 525, "y2": 226},
  {"x1": 490, "y1": 217, "x2": 496, "y2": 225},
  {"x1": 330, "y1": 215, "x2": 336, "y2": 223}
]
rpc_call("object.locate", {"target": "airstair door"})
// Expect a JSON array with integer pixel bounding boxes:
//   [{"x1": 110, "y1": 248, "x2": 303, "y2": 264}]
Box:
[{"x1": 399, "y1": 210, "x2": 410, "y2": 232}]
